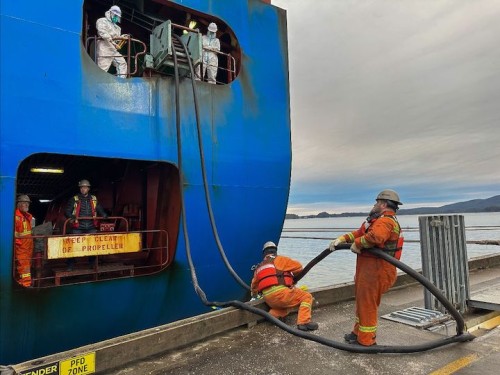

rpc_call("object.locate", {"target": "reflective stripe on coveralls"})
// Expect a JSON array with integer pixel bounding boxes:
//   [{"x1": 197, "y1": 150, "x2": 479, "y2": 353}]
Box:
[
  {"x1": 251, "y1": 255, "x2": 314, "y2": 325},
  {"x1": 14, "y1": 209, "x2": 34, "y2": 286},
  {"x1": 262, "y1": 285, "x2": 313, "y2": 325},
  {"x1": 341, "y1": 211, "x2": 402, "y2": 346}
]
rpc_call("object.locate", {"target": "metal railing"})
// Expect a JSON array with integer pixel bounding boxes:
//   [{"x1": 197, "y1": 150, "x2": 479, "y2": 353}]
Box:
[
  {"x1": 14, "y1": 225, "x2": 169, "y2": 288},
  {"x1": 195, "y1": 49, "x2": 237, "y2": 84},
  {"x1": 86, "y1": 36, "x2": 147, "y2": 78}
]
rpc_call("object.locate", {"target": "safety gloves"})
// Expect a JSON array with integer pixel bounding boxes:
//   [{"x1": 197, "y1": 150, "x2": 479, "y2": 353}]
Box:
[
  {"x1": 350, "y1": 242, "x2": 362, "y2": 254},
  {"x1": 329, "y1": 236, "x2": 346, "y2": 251}
]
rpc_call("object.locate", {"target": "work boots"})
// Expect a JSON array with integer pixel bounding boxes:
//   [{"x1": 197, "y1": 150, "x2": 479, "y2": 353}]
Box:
[
  {"x1": 344, "y1": 332, "x2": 357, "y2": 343},
  {"x1": 297, "y1": 321, "x2": 319, "y2": 331},
  {"x1": 344, "y1": 332, "x2": 377, "y2": 346}
]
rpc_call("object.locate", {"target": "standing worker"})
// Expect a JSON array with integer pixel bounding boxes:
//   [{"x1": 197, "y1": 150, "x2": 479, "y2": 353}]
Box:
[
  {"x1": 196, "y1": 22, "x2": 220, "y2": 84},
  {"x1": 330, "y1": 189, "x2": 403, "y2": 346},
  {"x1": 65, "y1": 180, "x2": 108, "y2": 234},
  {"x1": 251, "y1": 241, "x2": 319, "y2": 331},
  {"x1": 65, "y1": 180, "x2": 108, "y2": 269},
  {"x1": 96, "y1": 5, "x2": 128, "y2": 77},
  {"x1": 14, "y1": 195, "x2": 34, "y2": 287}
]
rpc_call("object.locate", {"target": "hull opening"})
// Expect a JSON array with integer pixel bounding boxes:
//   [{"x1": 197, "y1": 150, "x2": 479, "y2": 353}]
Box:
[{"x1": 13, "y1": 153, "x2": 180, "y2": 288}]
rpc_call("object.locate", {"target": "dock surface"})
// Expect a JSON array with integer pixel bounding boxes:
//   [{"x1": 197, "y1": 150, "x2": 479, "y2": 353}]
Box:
[{"x1": 102, "y1": 266, "x2": 500, "y2": 375}]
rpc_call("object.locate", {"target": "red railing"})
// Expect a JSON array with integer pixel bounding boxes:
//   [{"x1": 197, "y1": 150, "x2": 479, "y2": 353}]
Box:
[{"x1": 14, "y1": 225, "x2": 169, "y2": 288}]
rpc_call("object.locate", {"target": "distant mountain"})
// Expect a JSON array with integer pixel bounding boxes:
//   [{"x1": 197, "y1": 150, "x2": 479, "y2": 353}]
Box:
[
  {"x1": 398, "y1": 195, "x2": 500, "y2": 215},
  {"x1": 286, "y1": 195, "x2": 500, "y2": 219}
]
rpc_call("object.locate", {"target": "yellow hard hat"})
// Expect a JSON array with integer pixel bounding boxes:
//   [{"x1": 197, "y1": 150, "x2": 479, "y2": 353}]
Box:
[{"x1": 376, "y1": 189, "x2": 402, "y2": 205}]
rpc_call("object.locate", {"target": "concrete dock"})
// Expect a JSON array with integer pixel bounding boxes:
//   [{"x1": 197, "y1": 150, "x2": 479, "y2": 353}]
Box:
[
  {"x1": 10, "y1": 255, "x2": 500, "y2": 375},
  {"x1": 100, "y1": 264, "x2": 500, "y2": 375}
]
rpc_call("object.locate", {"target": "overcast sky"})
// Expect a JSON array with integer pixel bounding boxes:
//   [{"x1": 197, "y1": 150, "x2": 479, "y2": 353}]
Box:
[{"x1": 271, "y1": 0, "x2": 500, "y2": 215}]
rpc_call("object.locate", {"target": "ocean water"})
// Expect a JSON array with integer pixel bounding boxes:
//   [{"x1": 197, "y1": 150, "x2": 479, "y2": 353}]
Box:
[{"x1": 279, "y1": 212, "x2": 500, "y2": 289}]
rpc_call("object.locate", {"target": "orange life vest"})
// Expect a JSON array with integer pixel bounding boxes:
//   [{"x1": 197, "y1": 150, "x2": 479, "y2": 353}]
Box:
[{"x1": 254, "y1": 256, "x2": 294, "y2": 292}]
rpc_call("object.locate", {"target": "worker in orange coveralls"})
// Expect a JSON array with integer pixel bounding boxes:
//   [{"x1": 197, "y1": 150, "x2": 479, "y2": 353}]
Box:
[
  {"x1": 14, "y1": 194, "x2": 35, "y2": 287},
  {"x1": 251, "y1": 241, "x2": 319, "y2": 331},
  {"x1": 330, "y1": 189, "x2": 403, "y2": 346}
]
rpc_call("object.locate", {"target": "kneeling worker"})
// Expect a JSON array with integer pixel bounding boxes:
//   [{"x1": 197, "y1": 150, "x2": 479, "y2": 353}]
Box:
[{"x1": 251, "y1": 241, "x2": 318, "y2": 331}]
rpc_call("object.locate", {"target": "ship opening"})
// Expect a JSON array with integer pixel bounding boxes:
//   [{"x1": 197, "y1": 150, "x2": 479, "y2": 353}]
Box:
[
  {"x1": 82, "y1": 0, "x2": 241, "y2": 84},
  {"x1": 14, "y1": 153, "x2": 180, "y2": 288}
]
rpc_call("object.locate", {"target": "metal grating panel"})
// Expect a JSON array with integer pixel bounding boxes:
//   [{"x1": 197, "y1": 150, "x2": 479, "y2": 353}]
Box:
[
  {"x1": 381, "y1": 307, "x2": 450, "y2": 328},
  {"x1": 419, "y1": 215, "x2": 470, "y2": 314}
]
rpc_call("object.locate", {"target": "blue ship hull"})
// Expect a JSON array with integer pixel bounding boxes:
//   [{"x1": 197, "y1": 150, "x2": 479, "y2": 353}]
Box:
[{"x1": 0, "y1": 0, "x2": 290, "y2": 364}]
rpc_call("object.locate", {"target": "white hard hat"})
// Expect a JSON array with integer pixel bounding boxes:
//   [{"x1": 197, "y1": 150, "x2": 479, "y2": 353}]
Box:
[
  {"x1": 208, "y1": 22, "x2": 217, "y2": 32},
  {"x1": 110, "y1": 5, "x2": 122, "y2": 17},
  {"x1": 262, "y1": 241, "x2": 277, "y2": 253}
]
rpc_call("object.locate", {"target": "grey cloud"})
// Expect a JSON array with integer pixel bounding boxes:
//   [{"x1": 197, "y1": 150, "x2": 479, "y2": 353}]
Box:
[{"x1": 274, "y1": 0, "x2": 500, "y2": 213}]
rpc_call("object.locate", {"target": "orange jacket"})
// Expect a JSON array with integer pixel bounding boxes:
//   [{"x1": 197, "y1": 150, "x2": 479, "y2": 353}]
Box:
[
  {"x1": 15, "y1": 209, "x2": 33, "y2": 245},
  {"x1": 251, "y1": 255, "x2": 303, "y2": 295},
  {"x1": 341, "y1": 211, "x2": 401, "y2": 256}
]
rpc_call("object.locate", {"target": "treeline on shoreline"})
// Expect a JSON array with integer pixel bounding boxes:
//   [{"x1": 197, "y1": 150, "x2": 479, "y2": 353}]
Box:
[{"x1": 286, "y1": 195, "x2": 500, "y2": 219}]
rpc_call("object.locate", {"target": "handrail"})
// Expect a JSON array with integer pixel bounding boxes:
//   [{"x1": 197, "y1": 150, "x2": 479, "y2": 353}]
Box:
[
  {"x1": 85, "y1": 36, "x2": 147, "y2": 77},
  {"x1": 25, "y1": 229, "x2": 169, "y2": 288},
  {"x1": 196, "y1": 48, "x2": 237, "y2": 84},
  {"x1": 62, "y1": 216, "x2": 128, "y2": 235}
]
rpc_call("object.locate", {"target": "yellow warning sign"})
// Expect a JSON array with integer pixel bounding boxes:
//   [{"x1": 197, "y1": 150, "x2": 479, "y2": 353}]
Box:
[
  {"x1": 59, "y1": 352, "x2": 95, "y2": 374},
  {"x1": 47, "y1": 233, "x2": 141, "y2": 259}
]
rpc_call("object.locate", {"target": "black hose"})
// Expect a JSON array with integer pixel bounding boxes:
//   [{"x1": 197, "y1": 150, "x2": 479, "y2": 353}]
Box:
[
  {"x1": 170, "y1": 37, "x2": 474, "y2": 353},
  {"x1": 297, "y1": 243, "x2": 472, "y2": 335},
  {"x1": 368, "y1": 247, "x2": 467, "y2": 335},
  {"x1": 172, "y1": 34, "x2": 249, "y2": 291},
  {"x1": 294, "y1": 248, "x2": 331, "y2": 283}
]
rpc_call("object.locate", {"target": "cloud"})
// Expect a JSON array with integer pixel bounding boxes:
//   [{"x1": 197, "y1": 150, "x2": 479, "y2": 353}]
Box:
[{"x1": 273, "y1": 0, "x2": 500, "y2": 214}]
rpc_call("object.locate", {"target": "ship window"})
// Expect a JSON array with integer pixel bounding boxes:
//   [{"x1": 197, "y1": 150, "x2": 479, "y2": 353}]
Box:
[
  {"x1": 82, "y1": 0, "x2": 241, "y2": 84},
  {"x1": 13, "y1": 153, "x2": 180, "y2": 288}
]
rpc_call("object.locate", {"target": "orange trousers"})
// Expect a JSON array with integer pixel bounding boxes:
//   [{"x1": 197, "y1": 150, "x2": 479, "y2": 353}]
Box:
[
  {"x1": 15, "y1": 238, "x2": 33, "y2": 287},
  {"x1": 352, "y1": 255, "x2": 396, "y2": 346},
  {"x1": 264, "y1": 286, "x2": 313, "y2": 325}
]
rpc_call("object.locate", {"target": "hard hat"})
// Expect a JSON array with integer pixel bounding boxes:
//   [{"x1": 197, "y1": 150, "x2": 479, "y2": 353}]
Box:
[
  {"x1": 262, "y1": 241, "x2": 277, "y2": 253},
  {"x1": 17, "y1": 194, "x2": 31, "y2": 203},
  {"x1": 208, "y1": 22, "x2": 217, "y2": 33},
  {"x1": 110, "y1": 5, "x2": 122, "y2": 17},
  {"x1": 376, "y1": 189, "x2": 402, "y2": 205},
  {"x1": 78, "y1": 179, "x2": 91, "y2": 187}
]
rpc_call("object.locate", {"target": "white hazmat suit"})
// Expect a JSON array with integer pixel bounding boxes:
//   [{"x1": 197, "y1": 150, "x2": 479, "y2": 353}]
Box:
[
  {"x1": 96, "y1": 9, "x2": 128, "y2": 77},
  {"x1": 196, "y1": 23, "x2": 220, "y2": 84}
]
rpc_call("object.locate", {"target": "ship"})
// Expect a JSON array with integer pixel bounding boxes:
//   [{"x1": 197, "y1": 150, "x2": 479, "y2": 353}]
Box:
[{"x1": 0, "y1": 0, "x2": 290, "y2": 364}]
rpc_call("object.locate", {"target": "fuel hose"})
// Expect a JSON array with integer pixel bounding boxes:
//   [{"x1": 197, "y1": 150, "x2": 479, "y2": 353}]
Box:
[{"x1": 171, "y1": 36, "x2": 474, "y2": 353}]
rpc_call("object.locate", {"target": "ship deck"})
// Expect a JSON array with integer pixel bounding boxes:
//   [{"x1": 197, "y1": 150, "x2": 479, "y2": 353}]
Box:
[{"x1": 10, "y1": 255, "x2": 500, "y2": 375}]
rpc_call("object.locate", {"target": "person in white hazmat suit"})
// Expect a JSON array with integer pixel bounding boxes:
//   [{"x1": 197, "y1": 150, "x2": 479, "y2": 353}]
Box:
[
  {"x1": 196, "y1": 22, "x2": 220, "y2": 84},
  {"x1": 96, "y1": 6, "x2": 128, "y2": 77}
]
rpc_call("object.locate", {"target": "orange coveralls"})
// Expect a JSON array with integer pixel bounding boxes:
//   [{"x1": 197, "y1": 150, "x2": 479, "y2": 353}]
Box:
[
  {"x1": 14, "y1": 208, "x2": 34, "y2": 287},
  {"x1": 251, "y1": 255, "x2": 313, "y2": 325},
  {"x1": 339, "y1": 211, "x2": 401, "y2": 346}
]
